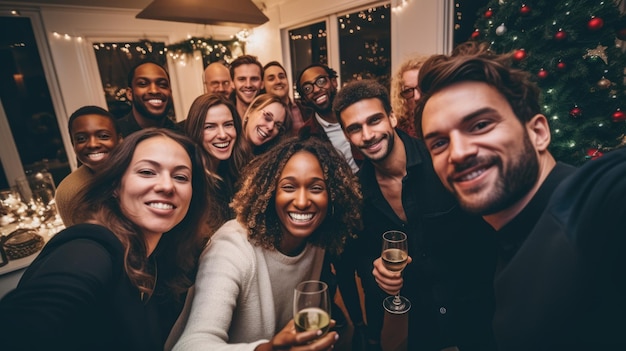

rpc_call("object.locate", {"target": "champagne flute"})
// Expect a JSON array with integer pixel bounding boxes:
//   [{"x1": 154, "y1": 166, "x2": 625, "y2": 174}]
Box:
[
  {"x1": 293, "y1": 280, "x2": 331, "y2": 337},
  {"x1": 381, "y1": 230, "x2": 411, "y2": 314}
]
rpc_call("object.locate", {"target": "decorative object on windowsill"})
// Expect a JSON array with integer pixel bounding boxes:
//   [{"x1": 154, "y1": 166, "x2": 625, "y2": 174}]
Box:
[
  {"x1": 136, "y1": 0, "x2": 269, "y2": 27},
  {"x1": 2, "y1": 228, "x2": 44, "y2": 260}
]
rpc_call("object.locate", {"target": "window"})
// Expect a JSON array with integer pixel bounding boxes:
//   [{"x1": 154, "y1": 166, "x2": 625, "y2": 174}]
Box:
[
  {"x1": 93, "y1": 40, "x2": 169, "y2": 119},
  {"x1": 338, "y1": 4, "x2": 391, "y2": 89},
  {"x1": 286, "y1": 3, "x2": 392, "y2": 95},
  {"x1": 288, "y1": 21, "x2": 328, "y2": 99}
]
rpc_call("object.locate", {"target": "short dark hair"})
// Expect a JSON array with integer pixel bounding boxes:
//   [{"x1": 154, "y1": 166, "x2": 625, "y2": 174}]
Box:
[
  {"x1": 263, "y1": 60, "x2": 286, "y2": 73},
  {"x1": 127, "y1": 59, "x2": 170, "y2": 87},
  {"x1": 332, "y1": 79, "x2": 392, "y2": 127},
  {"x1": 229, "y1": 55, "x2": 263, "y2": 80},
  {"x1": 414, "y1": 41, "x2": 541, "y2": 138},
  {"x1": 67, "y1": 105, "x2": 120, "y2": 135},
  {"x1": 295, "y1": 63, "x2": 338, "y2": 97}
]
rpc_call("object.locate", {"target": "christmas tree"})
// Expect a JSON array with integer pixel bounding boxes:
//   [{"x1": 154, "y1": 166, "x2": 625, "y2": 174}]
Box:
[{"x1": 472, "y1": 0, "x2": 626, "y2": 165}]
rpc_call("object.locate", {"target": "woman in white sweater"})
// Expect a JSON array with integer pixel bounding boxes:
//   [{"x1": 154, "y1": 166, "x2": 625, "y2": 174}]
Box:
[{"x1": 168, "y1": 135, "x2": 362, "y2": 351}]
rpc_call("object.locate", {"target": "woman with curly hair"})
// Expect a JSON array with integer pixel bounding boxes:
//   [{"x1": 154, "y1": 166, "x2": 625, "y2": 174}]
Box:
[
  {"x1": 390, "y1": 54, "x2": 430, "y2": 138},
  {"x1": 0, "y1": 128, "x2": 209, "y2": 350},
  {"x1": 184, "y1": 93, "x2": 248, "y2": 232},
  {"x1": 168, "y1": 135, "x2": 362, "y2": 351},
  {"x1": 241, "y1": 93, "x2": 291, "y2": 157}
]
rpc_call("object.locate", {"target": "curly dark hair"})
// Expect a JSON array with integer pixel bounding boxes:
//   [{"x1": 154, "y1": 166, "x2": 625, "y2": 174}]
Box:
[
  {"x1": 414, "y1": 41, "x2": 541, "y2": 138},
  {"x1": 69, "y1": 128, "x2": 209, "y2": 299},
  {"x1": 231, "y1": 135, "x2": 362, "y2": 256}
]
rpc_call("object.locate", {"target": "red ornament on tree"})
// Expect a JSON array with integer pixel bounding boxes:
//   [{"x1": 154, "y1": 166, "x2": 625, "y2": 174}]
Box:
[
  {"x1": 513, "y1": 49, "x2": 527, "y2": 61},
  {"x1": 586, "y1": 148, "x2": 604, "y2": 160},
  {"x1": 471, "y1": 29, "x2": 480, "y2": 40},
  {"x1": 569, "y1": 106, "x2": 582, "y2": 118},
  {"x1": 537, "y1": 68, "x2": 548, "y2": 79},
  {"x1": 484, "y1": 8, "x2": 494, "y2": 19},
  {"x1": 556, "y1": 60, "x2": 567, "y2": 71},
  {"x1": 554, "y1": 29, "x2": 567, "y2": 41},
  {"x1": 612, "y1": 109, "x2": 626, "y2": 122},
  {"x1": 587, "y1": 17, "x2": 604, "y2": 31},
  {"x1": 520, "y1": 4, "x2": 532, "y2": 16}
]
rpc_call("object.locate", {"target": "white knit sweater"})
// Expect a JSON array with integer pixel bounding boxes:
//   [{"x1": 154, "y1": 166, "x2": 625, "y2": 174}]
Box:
[{"x1": 168, "y1": 219, "x2": 325, "y2": 351}]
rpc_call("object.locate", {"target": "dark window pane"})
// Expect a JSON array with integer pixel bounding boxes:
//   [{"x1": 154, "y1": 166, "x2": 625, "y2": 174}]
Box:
[
  {"x1": 288, "y1": 22, "x2": 328, "y2": 99},
  {"x1": 0, "y1": 16, "x2": 69, "y2": 186},
  {"x1": 338, "y1": 4, "x2": 391, "y2": 90},
  {"x1": 93, "y1": 40, "x2": 169, "y2": 119}
]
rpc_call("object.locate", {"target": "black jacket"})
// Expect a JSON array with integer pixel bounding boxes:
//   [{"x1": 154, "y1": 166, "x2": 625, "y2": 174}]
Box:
[{"x1": 336, "y1": 130, "x2": 498, "y2": 351}]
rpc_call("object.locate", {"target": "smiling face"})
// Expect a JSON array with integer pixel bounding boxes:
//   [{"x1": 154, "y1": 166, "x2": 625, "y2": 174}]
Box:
[
  {"x1": 203, "y1": 104, "x2": 237, "y2": 164},
  {"x1": 117, "y1": 136, "x2": 193, "y2": 239},
  {"x1": 299, "y1": 66, "x2": 337, "y2": 118},
  {"x1": 340, "y1": 98, "x2": 397, "y2": 163},
  {"x1": 263, "y1": 65, "x2": 289, "y2": 100},
  {"x1": 275, "y1": 150, "x2": 329, "y2": 253},
  {"x1": 244, "y1": 102, "x2": 286, "y2": 147},
  {"x1": 233, "y1": 64, "x2": 263, "y2": 105},
  {"x1": 71, "y1": 114, "x2": 121, "y2": 171},
  {"x1": 421, "y1": 81, "x2": 539, "y2": 216},
  {"x1": 126, "y1": 63, "x2": 173, "y2": 121}
]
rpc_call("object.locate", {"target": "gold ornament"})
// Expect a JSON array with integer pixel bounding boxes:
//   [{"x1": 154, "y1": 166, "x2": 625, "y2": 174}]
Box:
[
  {"x1": 583, "y1": 44, "x2": 608, "y2": 64},
  {"x1": 597, "y1": 77, "x2": 611, "y2": 89}
]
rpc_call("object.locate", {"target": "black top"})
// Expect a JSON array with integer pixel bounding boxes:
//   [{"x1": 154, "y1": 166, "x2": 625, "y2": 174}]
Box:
[
  {"x1": 336, "y1": 129, "x2": 498, "y2": 351},
  {"x1": 0, "y1": 223, "x2": 183, "y2": 351},
  {"x1": 494, "y1": 150, "x2": 626, "y2": 350},
  {"x1": 117, "y1": 112, "x2": 181, "y2": 137}
]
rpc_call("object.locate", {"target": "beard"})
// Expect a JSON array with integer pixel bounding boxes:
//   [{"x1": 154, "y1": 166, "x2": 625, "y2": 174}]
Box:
[
  {"x1": 132, "y1": 97, "x2": 172, "y2": 121},
  {"x1": 308, "y1": 88, "x2": 336, "y2": 116},
  {"x1": 453, "y1": 131, "x2": 540, "y2": 216},
  {"x1": 362, "y1": 130, "x2": 395, "y2": 163}
]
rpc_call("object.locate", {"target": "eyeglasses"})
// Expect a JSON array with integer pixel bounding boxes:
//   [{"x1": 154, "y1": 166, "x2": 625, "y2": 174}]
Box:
[
  {"x1": 400, "y1": 86, "x2": 419, "y2": 99},
  {"x1": 208, "y1": 81, "x2": 231, "y2": 89},
  {"x1": 301, "y1": 76, "x2": 329, "y2": 95}
]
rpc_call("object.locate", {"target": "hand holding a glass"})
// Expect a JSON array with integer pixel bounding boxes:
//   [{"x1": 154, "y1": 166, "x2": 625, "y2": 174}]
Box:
[
  {"x1": 374, "y1": 230, "x2": 413, "y2": 314},
  {"x1": 257, "y1": 280, "x2": 339, "y2": 351}
]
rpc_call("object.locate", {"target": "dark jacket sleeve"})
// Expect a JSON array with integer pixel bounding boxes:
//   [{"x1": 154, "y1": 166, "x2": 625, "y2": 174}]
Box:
[{"x1": 0, "y1": 225, "x2": 123, "y2": 349}]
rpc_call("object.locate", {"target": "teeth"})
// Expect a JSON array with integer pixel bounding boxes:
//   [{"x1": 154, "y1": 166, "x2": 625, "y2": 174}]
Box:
[
  {"x1": 289, "y1": 213, "x2": 314, "y2": 221},
  {"x1": 459, "y1": 169, "x2": 485, "y2": 181},
  {"x1": 257, "y1": 128, "x2": 268, "y2": 138},
  {"x1": 315, "y1": 95, "x2": 327, "y2": 104},
  {"x1": 149, "y1": 202, "x2": 173, "y2": 210},
  {"x1": 148, "y1": 99, "x2": 163, "y2": 106},
  {"x1": 88, "y1": 152, "x2": 106, "y2": 160},
  {"x1": 213, "y1": 142, "x2": 230, "y2": 148}
]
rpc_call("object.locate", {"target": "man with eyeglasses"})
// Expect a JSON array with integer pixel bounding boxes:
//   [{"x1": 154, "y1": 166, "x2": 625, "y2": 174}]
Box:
[
  {"x1": 296, "y1": 63, "x2": 361, "y2": 173},
  {"x1": 203, "y1": 62, "x2": 233, "y2": 96}
]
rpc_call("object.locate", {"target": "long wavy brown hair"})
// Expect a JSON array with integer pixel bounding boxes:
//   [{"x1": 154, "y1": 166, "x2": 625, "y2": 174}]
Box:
[
  {"x1": 69, "y1": 128, "x2": 209, "y2": 299},
  {"x1": 231, "y1": 135, "x2": 362, "y2": 256},
  {"x1": 390, "y1": 55, "x2": 430, "y2": 134}
]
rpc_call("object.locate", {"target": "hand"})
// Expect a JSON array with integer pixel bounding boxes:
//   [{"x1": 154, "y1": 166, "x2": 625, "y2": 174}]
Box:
[
  {"x1": 372, "y1": 256, "x2": 412, "y2": 295},
  {"x1": 256, "y1": 319, "x2": 338, "y2": 351}
]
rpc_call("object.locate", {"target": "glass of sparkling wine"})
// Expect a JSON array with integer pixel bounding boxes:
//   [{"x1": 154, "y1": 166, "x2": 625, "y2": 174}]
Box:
[
  {"x1": 381, "y1": 230, "x2": 411, "y2": 314},
  {"x1": 294, "y1": 280, "x2": 331, "y2": 337}
]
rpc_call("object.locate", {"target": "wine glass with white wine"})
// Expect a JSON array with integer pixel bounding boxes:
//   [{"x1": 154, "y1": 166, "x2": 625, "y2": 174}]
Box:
[
  {"x1": 293, "y1": 280, "x2": 331, "y2": 338},
  {"x1": 381, "y1": 230, "x2": 411, "y2": 314}
]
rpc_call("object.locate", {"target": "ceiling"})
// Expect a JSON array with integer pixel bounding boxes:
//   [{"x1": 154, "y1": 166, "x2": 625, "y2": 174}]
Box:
[
  {"x1": 0, "y1": 0, "x2": 270, "y2": 10},
  {"x1": 0, "y1": 0, "x2": 154, "y2": 10}
]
